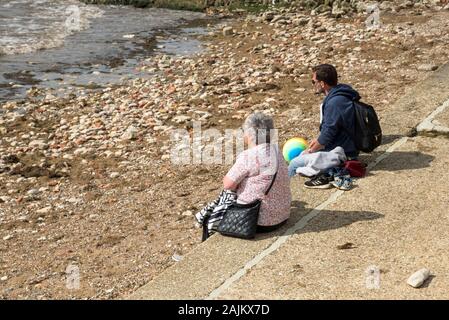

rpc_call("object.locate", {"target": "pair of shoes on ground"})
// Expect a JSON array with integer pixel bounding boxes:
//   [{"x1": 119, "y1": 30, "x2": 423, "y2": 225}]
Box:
[
  {"x1": 330, "y1": 175, "x2": 353, "y2": 191},
  {"x1": 304, "y1": 173, "x2": 354, "y2": 191}
]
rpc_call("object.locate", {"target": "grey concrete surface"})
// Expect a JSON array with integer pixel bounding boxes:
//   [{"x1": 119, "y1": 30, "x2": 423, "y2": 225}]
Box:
[{"x1": 218, "y1": 136, "x2": 449, "y2": 299}]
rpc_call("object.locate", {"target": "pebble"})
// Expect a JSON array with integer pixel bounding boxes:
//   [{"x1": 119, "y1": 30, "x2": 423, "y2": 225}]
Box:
[
  {"x1": 29, "y1": 140, "x2": 48, "y2": 150},
  {"x1": 3, "y1": 235, "x2": 13, "y2": 241},
  {"x1": 172, "y1": 254, "x2": 184, "y2": 262},
  {"x1": 110, "y1": 172, "x2": 120, "y2": 179},
  {"x1": 407, "y1": 268, "x2": 431, "y2": 288},
  {"x1": 294, "y1": 17, "x2": 309, "y2": 26},
  {"x1": 223, "y1": 27, "x2": 234, "y2": 36},
  {"x1": 36, "y1": 206, "x2": 52, "y2": 214},
  {"x1": 173, "y1": 115, "x2": 191, "y2": 124},
  {"x1": 121, "y1": 126, "x2": 138, "y2": 140},
  {"x1": 27, "y1": 189, "x2": 40, "y2": 196},
  {"x1": 0, "y1": 276, "x2": 7, "y2": 282},
  {"x1": 417, "y1": 64, "x2": 438, "y2": 71}
]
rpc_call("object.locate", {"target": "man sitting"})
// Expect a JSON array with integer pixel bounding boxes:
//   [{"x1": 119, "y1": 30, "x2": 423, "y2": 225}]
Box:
[{"x1": 289, "y1": 64, "x2": 360, "y2": 188}]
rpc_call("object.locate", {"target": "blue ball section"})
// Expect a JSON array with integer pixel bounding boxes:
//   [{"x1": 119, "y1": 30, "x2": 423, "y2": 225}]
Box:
[{"x1": 282, "y1": 138, "x2": 308, "y2": 163}]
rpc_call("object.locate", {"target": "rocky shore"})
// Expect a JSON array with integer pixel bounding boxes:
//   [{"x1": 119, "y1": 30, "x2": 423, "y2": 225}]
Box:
[{"x1": 1, "y1": 0, "x2": 449, "y2": 299}]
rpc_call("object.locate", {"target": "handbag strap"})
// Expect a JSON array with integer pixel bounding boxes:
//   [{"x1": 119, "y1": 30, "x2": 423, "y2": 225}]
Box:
[
  {"x1": 263, "y1": 146, "x2": 279, "y2": 196},
  {"x1": 264, "y1": 171, "x2": 277, "y2": 196}
]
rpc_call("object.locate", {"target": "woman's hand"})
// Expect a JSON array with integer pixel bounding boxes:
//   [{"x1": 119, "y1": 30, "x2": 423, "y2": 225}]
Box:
[{"x1": 223, "y1": 176, "x2": 238, "y2": 191}]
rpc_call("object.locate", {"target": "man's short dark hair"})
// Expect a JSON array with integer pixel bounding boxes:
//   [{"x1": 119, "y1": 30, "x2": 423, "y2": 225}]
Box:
[{"x1": 312, "y1": 64, "x2": 338, "y2": 86}]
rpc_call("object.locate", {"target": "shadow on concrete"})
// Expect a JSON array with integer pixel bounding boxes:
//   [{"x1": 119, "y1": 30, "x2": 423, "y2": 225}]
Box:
[
  {"x1": 381, "y1": 134, "x2": 404, "y2": 145},
  {"x1": 294, "y1": 209, "x2": 383, "y2": 235},
  {"x1": 360, "y1": 150, "x2": 434, "y2": 172},
  {"x1": 255, "y1": 200, "x2": 384, "y2": 240}
]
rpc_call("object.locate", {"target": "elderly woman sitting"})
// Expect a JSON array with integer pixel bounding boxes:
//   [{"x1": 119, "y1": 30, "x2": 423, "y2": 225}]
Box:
[{"x1": 196, "y1": 112, "x2": 291, "y2": 239}]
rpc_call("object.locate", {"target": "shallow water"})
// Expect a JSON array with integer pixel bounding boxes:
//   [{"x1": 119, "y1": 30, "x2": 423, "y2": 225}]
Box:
[
  {"x1": 0, "y1": 0, "x2": 210, "y2": 102},
  {"x1": 0, "y1": 0, "x2": 103, "y2": 56}
]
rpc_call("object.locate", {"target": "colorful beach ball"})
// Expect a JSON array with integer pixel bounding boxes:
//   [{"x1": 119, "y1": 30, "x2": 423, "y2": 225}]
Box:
[{"x1": 283, "y1": 138, "x2": 309, "y2": 163}]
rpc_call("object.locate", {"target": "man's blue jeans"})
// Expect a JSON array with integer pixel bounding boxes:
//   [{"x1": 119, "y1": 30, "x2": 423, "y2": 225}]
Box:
[{"x1": 288, "y1": 155, "x2": 306, "y2": 178}]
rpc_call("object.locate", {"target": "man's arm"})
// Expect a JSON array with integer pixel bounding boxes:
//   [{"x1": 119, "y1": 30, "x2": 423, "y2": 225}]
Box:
[{"x1": 316, "y1": 98, "x2": 342, "y2": 149}]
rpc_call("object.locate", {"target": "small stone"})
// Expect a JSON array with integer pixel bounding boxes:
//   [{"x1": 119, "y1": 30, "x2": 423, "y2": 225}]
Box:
[
  {"x1": 407, "y1": 268, "x2": 431, "y2": 288},
  {"x1": 0, "y1": 276, "x2": 7, "y2": 282},
  {"x1": 293, "y1": 17, "x2": 309, "y2": 26},
  {"x1": 29, "y1": 140, "x2": 48, "y2": 150},
  {"x1": 74, "y1": 147, "x2": 90, "y2": 156},
  {"x1": 173, "y1": 115, "x2": 191, "y2": 124},
  {"x1": 27, "y1": 189, "x2": 40, "y2": 196},
  {"x1": 262, "y1": 11, "x2": 275, "y2": 21},
  {"x1": 121, "y1": 126, "x2": 138, "y2": 140},
  {"x1": 172, "y1": 254, "x2": 183, "y2": 262},
  {"x1": 3, "y1": 235, "x2": 13, "y2": 241},
  {"x1": 110, "y1": 172, "x2": 120, "y2": 179},
  {"x1": 272, "y1": 15, "x2": 286, "y2": 23},
  {"x1": 417, "y1": 64, "x2": 438, "y2": 71},
  {"x1": 181, "y1": 210, "x2": 193, "y2": 216},
  {"x1": 44, "y1": 94, "x2": 56, "y2": 101},
  {"x1": 36, "y1": 206, "x2": 52, "y2": 214},
  {"x1": 223, "y1": 27, "x2": 234, "y2": 36}
]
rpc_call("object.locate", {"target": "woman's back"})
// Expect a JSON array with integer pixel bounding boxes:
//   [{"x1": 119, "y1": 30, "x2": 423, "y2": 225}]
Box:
[{"x1": 226, "y1": 143, "x2": 291, "y2": 226}]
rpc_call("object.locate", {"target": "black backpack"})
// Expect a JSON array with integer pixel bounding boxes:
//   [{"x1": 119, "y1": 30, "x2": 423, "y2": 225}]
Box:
[{"x1": 351, "y1": 99, "x2": 382, "y2": 153}]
